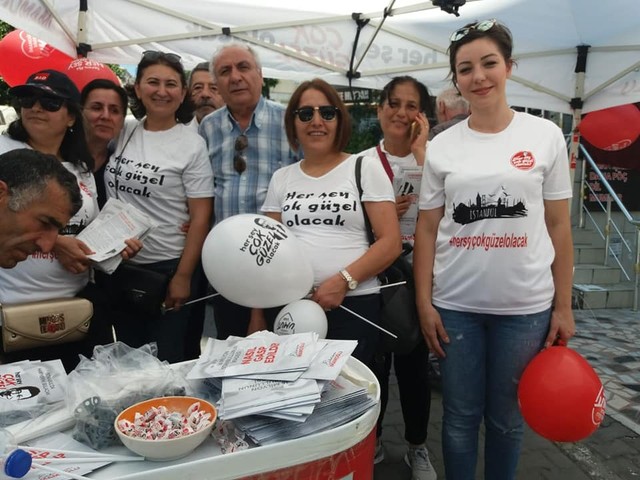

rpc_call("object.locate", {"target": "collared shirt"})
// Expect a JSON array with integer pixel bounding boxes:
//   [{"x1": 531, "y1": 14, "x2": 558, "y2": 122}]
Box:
[{"x1": 199, "y1": 96, "x2": 296, "y2": 224}]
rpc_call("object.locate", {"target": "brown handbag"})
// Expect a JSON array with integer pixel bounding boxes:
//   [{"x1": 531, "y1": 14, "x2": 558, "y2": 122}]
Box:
[{"x1": 1, "y1": 298, "x2": 93, "y2": 353}]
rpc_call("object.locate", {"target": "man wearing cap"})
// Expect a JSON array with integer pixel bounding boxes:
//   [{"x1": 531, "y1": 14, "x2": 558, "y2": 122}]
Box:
[{"x1": 0, "y1": 148, "x2": 82, "y2": 269}]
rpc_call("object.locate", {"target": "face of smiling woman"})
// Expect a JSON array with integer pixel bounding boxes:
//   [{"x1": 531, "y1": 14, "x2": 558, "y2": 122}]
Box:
[
  {"x1": 454, "y1": 37, "x2": 512, "y2": 112},
  {"x1": 294, "y1": 88, "x2": 339, "y2": 157},
  {"x1": 134, "y1": 64, "x2": 186, "y2": 123}
]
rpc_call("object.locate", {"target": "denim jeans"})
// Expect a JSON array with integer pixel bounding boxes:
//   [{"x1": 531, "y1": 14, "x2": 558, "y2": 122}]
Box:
[{"x1": 436, "y1": 307, "x2": 551, "y2": 480}]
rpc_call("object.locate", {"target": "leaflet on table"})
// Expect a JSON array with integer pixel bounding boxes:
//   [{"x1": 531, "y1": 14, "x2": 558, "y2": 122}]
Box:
[
  {"x1": 20, "y1": 431, "x2": 111, "y2": 479},
  {"x1": 300, "y1": 339, "x2": 358, "y2": 381},
  {"x1": 218, "y1": 377, "x2": 321, "y2": 420},
  {"x1": 187, "y1": 331, "x2": 320, "y2": 380},
  {"x1": 393, "y1": 166, "x2": 423, "y2": 241},
  {"x1": 75, "y1": 198, "x2": 157, "y2": 273},
  {"x1": 233, "y1": 374, "x2": 375, "y2": 445},
  {"x1": 0, "y1": 360, "x2": 67, "y2": 426}
]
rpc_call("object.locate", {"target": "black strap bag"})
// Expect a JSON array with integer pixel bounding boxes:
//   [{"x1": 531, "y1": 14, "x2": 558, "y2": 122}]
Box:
[{"x1": 355, "y1": 156, "x2": 422, "y2": 354}]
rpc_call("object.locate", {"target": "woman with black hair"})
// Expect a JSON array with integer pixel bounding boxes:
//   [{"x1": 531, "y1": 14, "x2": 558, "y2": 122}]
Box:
[
  {"x1": 0, "y1": 69, "x2": 109, "y2": 370},
  {"x1": 103, "y1": 51, "x2": 214, "y2": 363}
]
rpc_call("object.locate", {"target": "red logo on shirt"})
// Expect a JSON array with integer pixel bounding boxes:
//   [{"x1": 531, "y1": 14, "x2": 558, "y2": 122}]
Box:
[{"x1": 510, "y1": 151, "x2": 535, "y2": 170}]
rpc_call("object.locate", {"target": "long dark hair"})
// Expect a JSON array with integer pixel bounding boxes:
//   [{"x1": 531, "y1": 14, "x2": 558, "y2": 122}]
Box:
[
  {"x1": 7, "y1": 100, "x2": 94, "y2": 173},
  {"x1": 126, "y1": 52, "x2": 193, "y2": 124}
]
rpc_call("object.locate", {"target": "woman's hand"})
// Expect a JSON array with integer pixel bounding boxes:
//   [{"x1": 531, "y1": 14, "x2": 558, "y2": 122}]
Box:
[
  {"x1": 396, "y1": 194, "x2": 411, "y2": 218},
  {"x1": 54, "y1": 236, "x2": 94, "y2": 274},
  {"x1": 247, "y1": 309, "x2": 267, "y2": 335},
  {"x1": 311, "y1": 273, "x2": 348, "y2": 311},
  {"x1": 544, "y1": 306, "x2": 576, "y2": 348},
  {"x1": 120, "y1": 238, "x2": 143, "y2": 260},
  {"x1": 419, "y1": 303, "x2": 449, "y2": 358},
  {"x1": 410, "y1": 112, "x2": 430, "y2": 165},
  {"x1": 164, "y1": 272, "x2": 191, "y2": 311}
]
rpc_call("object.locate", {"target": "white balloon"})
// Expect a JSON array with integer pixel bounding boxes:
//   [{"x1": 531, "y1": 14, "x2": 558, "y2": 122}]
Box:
[
  {"x1": 274, "y1": 299, "x2": 328, "y2": 339},
  {"x1": 202, "y1": 214, "x2": 314, "y2": 308}
]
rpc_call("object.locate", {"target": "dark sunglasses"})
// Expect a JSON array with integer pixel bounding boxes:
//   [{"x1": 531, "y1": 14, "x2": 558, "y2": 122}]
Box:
[
  {"x1": 450, "y1": 19, "x2": 497, "y2": 42},
  {"x1": 17, "y1": 95, "x2": 65, "y2": 112},
  {"x1": 142, "y1": 50, "x2": 182, "y2": 64},
  {"x1": 234, "y1": 134, "x2": 248, "y2": 174},
  {"x1": 294, "y1": 106, "x2": 339, "y2": 123}
]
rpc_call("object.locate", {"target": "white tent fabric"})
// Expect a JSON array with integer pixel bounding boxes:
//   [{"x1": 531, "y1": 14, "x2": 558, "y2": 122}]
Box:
[{"x1": 1, "y1": 0, "x2": 639, "y2": 113}]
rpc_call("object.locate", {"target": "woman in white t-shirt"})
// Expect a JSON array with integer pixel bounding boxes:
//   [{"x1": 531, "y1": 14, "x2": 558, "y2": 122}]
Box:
[
  {"x1": 103, "y1": 51, "x2": 214, "y2": 363},
  {"x1": 414, "y1": 20, "x2": 575, "y2": 479},
  {"x1": 261, "y1": 78, "x2": 401, "y2": 367},
  {"x1": 0, "y1": 70, "x2": 114, "y2": 371},
  {"x1": 359, "y1": 76, "x2": 436, "y2": 479}
]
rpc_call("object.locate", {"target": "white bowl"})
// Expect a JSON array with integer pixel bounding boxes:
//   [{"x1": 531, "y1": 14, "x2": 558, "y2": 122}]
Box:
[{"x1": 114, "y1": 396, "x2": 216, "y2": 461}]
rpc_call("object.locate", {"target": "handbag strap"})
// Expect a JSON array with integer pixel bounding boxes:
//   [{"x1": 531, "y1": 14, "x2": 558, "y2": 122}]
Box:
[
  {"x1": 113, "y1": 123, "x2": 138, "y2": 200},
  {"x1": 355, "y1": 155, "x2": 376, "y2": 247},
  {"x1": 375, "y1": 144, "x2": 394, "y2": 182}
]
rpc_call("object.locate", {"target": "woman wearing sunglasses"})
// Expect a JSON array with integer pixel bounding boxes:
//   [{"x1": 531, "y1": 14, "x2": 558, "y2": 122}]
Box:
[
  {"x1": 103, "y1": 51, "x2": 214, "y2": 363},
  {"x1": 261, "y1": 78, "x2": 402, "y2": 367},
  {"x1": 414, "y1": 20, "x2": 575, "y2": 479},
  {"x1": 0, "y1": 69, "x2": 113, "y2": 371}
]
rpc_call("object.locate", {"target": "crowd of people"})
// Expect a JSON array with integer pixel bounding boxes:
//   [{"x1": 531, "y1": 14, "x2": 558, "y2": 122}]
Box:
[{"x1": 0, "y1": 19, "x2": 575, "y2": 480}]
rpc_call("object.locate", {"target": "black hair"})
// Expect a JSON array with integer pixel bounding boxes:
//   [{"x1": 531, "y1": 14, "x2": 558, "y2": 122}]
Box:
[
  {"x1": 81, "y1": 79, "x2": 128, "y2": 112},
  {"x1": 126, "y1": 52, "x2": 193, "y2": 124},
  {"x1": 0, "y1": 148, "x2": 82, "y2": 216},
  {"x1": 448, "y1": 20, "x2": 514, "y2": 85},
  {"x1": 7, "y1": 98, "x2": 94, "y2": 173},
  {"x1": 378, "y1": 76, "x2": 434, "y2": 118}
]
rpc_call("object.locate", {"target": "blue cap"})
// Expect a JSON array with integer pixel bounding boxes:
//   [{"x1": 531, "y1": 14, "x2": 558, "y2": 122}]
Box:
[{"x1": 4, "y1": 449, "x2": 32, "y2": 478}]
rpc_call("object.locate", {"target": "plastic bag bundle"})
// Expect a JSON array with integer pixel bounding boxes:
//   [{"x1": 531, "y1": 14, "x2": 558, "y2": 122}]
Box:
[{"x1": 66, "y1": 342, "x2": 190, "y2": 449}]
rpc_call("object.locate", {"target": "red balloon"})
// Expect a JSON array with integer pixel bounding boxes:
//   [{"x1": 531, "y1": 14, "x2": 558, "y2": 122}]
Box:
[
  {"x1": 579, "y1": 104, "x2": 640, "y2": 151},
  {"x1": 0, "y1": 30, "x2": 73, "y2": 86},
  {"x1": 64, "y1": 58, "x2": 120, "y2": 92},
  {"x1": 518, "y1": 346, "x2": 606, "y2": 442}
]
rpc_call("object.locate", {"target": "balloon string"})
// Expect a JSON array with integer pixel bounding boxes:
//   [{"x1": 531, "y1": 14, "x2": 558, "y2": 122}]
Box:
[
  {"x1": 338, "y1": 305, "x2": 398, "y2": 339},
  {"x1": 161, "y1": 292, "x2": 220, "y2": 313},
  {"x1": 165, "y1": 281, "x2": 407, "y2": 313}
]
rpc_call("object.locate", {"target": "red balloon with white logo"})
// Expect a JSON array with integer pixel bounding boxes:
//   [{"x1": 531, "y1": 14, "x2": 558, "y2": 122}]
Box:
[
  {"x1": 0, "y1": 30, "x2": 73, "y2": 86},
  {"x1": 64, "y1": 57, "x2": 121, "y2": 91},
  {"x1": 518, "y1": 345, "x2": 606, "y2": 442},
  {"x1": 578, "y1": 104, "x2": 640, "y2": 151}
]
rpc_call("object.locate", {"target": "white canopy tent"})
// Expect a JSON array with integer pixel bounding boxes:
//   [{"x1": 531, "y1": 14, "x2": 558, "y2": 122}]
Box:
[{"x1": 1, "y1": 0, "x2": 639, "y2": 115}]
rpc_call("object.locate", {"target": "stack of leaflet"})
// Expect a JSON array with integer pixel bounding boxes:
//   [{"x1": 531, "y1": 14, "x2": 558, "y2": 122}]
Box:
[
  {"x1": 233, "y1": 374, "x2": 376, "y2": 445},
  {"x1": 187, "y1": 331, "x2": 375, "y2": 441}
]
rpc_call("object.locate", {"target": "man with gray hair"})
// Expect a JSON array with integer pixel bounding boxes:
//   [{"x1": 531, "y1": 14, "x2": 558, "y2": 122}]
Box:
[
  {"x1": 429, "y1": 87, "x2": 470, "y2": 139},
  {"x1": 0, "y1": 149, "x2": 81, "y2": 269},
  {"x1": 199, "y1": 43, "x2": 296, "y2": 339}
]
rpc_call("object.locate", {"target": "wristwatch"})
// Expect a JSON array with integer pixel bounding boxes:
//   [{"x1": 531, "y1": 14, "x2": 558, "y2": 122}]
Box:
[{"x1": 339, "y1": 269, "x2": 358, "y2": 290}]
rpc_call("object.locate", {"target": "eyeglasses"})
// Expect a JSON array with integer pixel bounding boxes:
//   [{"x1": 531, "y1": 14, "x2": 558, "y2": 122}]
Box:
[
  {"x1": 142, "y1": 50, "x2": 182, "y2": 64},
  {"x1": 234, "y1": 134, "x2": 248, "y2": 174},
  {"x1": 293, "y1": 106, "x2": 339, "y2": 123},
  {"x1": 450, "y1": 19, "x2": 497, "y2": 42},
  {"x1": 17, "y1": 96, "x2": 65, "y2": 112}
]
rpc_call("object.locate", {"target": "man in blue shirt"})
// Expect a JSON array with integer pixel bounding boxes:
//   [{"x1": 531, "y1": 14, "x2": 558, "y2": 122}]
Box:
[{"x1": 199, "y1": 43, "x2": 296, "y2": 338}]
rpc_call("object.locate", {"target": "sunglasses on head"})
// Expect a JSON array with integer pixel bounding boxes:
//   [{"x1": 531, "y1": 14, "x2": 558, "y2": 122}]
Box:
[
  {"x1": 17, "y1": 95, "x2": 65, "y2": 112},
  {"x1": 142, "y1": 50, "x2": 182, "y2": 64},
  {"x1": 234, "y1": 134, "x2": 248, "y2": 174},
  {"x1": 450, "y1": 19, "x2": 497, "y2": 42},
  {"x1": 294, "y1": 106, "x2": 339, "y2": 123}
]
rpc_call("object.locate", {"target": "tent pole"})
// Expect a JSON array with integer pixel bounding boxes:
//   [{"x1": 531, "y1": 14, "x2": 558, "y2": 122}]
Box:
[
  {"x1": 570, "y1": 45, "x2": 589, "y2": 226},
  {"x1": 76, "y1": 0, "x2": 90, "y2": 57}
]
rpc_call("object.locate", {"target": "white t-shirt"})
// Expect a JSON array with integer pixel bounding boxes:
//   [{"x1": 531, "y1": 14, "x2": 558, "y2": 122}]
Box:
[
  {"x1": 261, "y1": 154, "x2": 395, "y2": 295},
  {"x1": 419, "y1": 112, "x2": 572, "y2": 315},
  {"x1": 0, "y1": 136, "x2": 99, "y2": 303},
  {"x1": 360, "y1": 141, "x2": 422, "y2": 245},
  {"x1": 104, "y1": 119, "x2": 214, "y2": 264}
]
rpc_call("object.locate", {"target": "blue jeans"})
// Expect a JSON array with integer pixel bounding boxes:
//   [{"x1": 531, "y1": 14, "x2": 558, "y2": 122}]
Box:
[{"x1": 436, "y1": 307, "x2": 551, "y2": 480}]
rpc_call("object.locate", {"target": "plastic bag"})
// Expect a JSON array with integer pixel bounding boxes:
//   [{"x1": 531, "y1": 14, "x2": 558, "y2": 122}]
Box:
[{"x1": 66, "y1": 342, "x2": 190, "y2": 449}]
